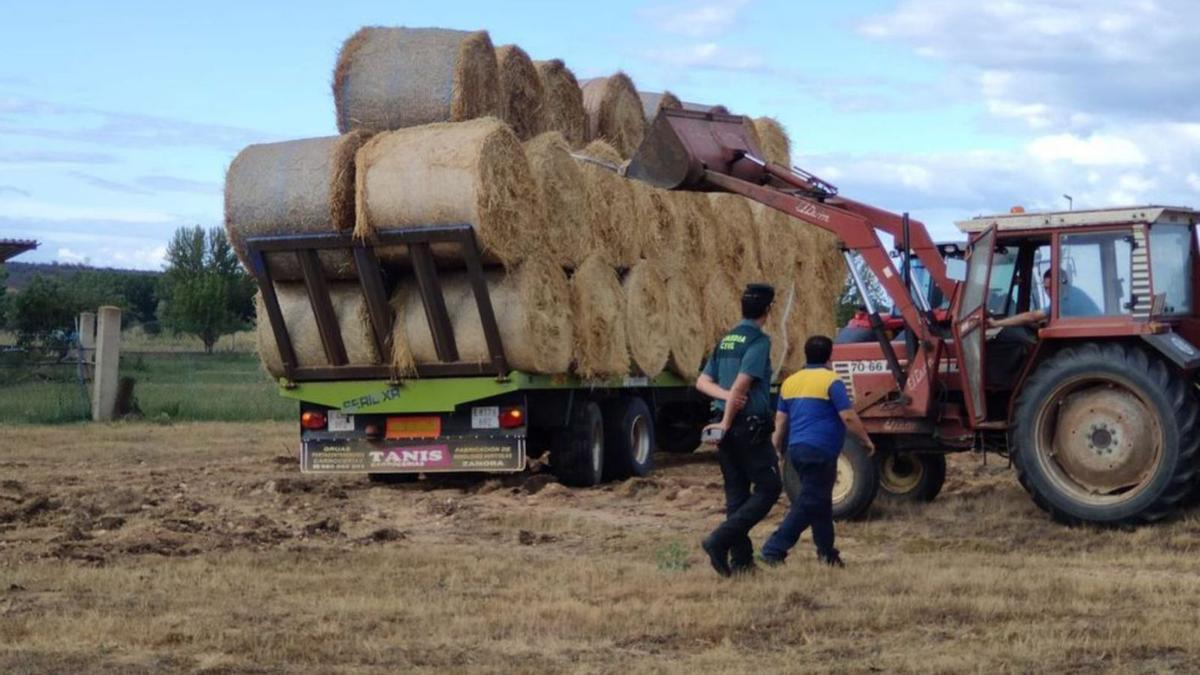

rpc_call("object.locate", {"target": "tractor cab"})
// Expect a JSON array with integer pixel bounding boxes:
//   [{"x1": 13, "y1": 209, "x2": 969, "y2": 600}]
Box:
[{"x1": 952, "y1": 205, "x2": 1200, "y2": 426}]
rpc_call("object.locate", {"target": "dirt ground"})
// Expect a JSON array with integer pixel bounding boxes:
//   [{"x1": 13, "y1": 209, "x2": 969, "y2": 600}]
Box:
[{"x1": 4, "y1": 423, "x2": 1200, "y2": 674}]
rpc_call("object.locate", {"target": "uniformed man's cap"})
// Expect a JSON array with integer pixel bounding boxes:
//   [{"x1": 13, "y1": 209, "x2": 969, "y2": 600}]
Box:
[
  {"x1": 741, "y1": 283, "x2": 775, "y2": 319},
  {"x1": 743, "y1": 283, "x2": 775, "y2": 304}
]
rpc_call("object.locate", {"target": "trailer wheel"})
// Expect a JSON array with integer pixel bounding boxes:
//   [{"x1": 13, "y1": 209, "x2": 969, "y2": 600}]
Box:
[
  {"x1": 603, "y1": 396, "x2": 655, "y2": 480},
  {"x1": 1011, "y1": 343, "x2": 1199, "y2": 525},
  {"x1": 550, "y1": 400, "x2": 605, "y2": 487},
  {"x1": 782, "y1": 438, "x2": 879, "y2": 520},
  {"x1": 878, "y1": 452, "x2": 946, "y2": 502},
  {"x1": 654, "y1": 402, "x2": 706, "y2": 453}
]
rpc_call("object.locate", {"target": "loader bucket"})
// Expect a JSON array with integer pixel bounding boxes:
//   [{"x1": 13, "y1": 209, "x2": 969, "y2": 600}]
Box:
[{"x1": 626, "y1": 109, "x2": 767, "y2": 190}]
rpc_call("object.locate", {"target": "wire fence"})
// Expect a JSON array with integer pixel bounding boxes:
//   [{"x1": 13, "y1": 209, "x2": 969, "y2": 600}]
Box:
[{"x1": 0, "y1": 329, "x2": 296, "y2": 425}]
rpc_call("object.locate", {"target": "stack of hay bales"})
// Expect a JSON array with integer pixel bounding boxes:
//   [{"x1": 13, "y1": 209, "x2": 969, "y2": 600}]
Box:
[{"x1": 227, "y1": 25, "x2": 843, "y2": 383}]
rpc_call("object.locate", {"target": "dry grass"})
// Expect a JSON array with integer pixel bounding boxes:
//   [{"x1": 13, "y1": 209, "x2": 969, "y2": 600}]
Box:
[{"x1": 5, "y1": 424, "x2": 1200, "y2": 673}]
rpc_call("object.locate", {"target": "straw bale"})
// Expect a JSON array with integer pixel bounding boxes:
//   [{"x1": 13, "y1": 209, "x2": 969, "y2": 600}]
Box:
[
  {"x1": 333, "y1": 27, "x2": 499, "y2": 134},
  {"x1": 750, "y1": 201, "x2": 795, "y2": 284},
  {"x1": 623, "y1": 260, "x2": 670, "y2": 377},
  {"x1": 701, "y1": 271, "x2": 741, "y2": 345},
  {"x1": 525, "y1": 131, "x2": 589, "y2": 266},
  {"x1": 629, "y1": 181, "x2": 665, "y2": 263},
  {"x1": 753, "y1": 116, "x2": 791, "y2": 166},
  {"x1": 575, "y1": 140, "x2": 638, "y2": 267},
  {"x1": 707, "y1": 193, "x2": 762, "y2": 287},
  {"x1": 580, "y1": 73, "x2": 646, "y2": 159},
  {"x1": 638, "y1": 90, "x2": 682, "y2": 121},
  {"x1": 535, "y1": 59, "x2": 588, "y2": 148},
  {"x1": 392, "y1": 259, "x2": 571, "y2": 374},
  {"x1": 495, "y1": 44, "x2": 543, "y2": 141},
  {"x1": 672, "y1": 192, "x2": 720, "y2": 288},
  {"x1": 225, "y1": 133, "x2": 369, "y2": 281},
  {"x1": 665, "y1": 275, "x2": 707, "y2": 378},
  {"x1": 355, "y1": 117, "x2": 546, "y2": 268},
  {"x1": 255, "y1": 283, "x2": 380, "y2": 378},
  {"x1": 570, "y1": 254, "x2": 629, "y2": 378}
]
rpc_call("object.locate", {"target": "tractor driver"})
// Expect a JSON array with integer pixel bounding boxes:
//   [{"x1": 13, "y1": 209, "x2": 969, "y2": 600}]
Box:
[{"x1": 990, "y1": 268, "x2": 1101, "y2": 330}]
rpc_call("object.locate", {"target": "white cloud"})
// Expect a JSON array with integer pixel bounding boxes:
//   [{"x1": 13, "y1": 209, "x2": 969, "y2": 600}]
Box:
[
  {"x1": 57, "y1": 247, "x2": 86, "y2": 263},
  {"x1": 1026, "y1": 133, "x2": 1147, "y2": 167},
  {"x1": 640, "y1": 0, "x2": 751, "y2": 38}
]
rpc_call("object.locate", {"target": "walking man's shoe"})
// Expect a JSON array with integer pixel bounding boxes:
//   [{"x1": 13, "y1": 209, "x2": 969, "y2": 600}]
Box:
[
  {"x1": 701, "y1": 536, "x2": 732, "y2": 577},
  {"x1": 756, "y1": 553, "x2": 785, "y2": 568},
  {"x1": 819, "y1": 549, "x2": 845, "y2": 568}
]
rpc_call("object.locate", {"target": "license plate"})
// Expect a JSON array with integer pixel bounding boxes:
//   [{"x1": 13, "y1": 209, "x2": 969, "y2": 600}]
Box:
[
  {"x1": 327, "y1": 411, "x2": 355, "y2": 432},
  {"x1": 385, "y1": 416, "x2": 442, "y2": 439},
  {"x1": 472, "y1": 406, "x2": 500, "y2": 429}
]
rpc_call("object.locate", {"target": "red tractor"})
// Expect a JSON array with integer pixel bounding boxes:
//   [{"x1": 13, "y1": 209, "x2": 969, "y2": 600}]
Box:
[{"x1": 631, "y1": 110, "x2": 1200, "y2": 525}]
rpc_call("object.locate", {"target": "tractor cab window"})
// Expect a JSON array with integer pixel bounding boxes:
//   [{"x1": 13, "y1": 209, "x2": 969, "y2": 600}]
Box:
[
  {"x1": 1149, "y1": 223, "x2": 1194, "y2": 314},
  {"x1": 1058, "y1": 231, "x2": 1132, "y2": 317},
  {"x1": 986, "y1": 247, "x2": 1019, "y2": 316}
]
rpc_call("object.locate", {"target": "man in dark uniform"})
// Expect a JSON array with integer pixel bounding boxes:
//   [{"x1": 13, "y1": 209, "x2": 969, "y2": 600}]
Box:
[{"x1": 695, "y1": 283, "x2": 783, "y2": 577}]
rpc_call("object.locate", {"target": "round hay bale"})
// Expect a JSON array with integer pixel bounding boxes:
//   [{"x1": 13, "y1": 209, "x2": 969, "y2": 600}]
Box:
[
  {"x1": 225, "y1": 133, "x2": 369, "y2": 281},
  {"x1": 535, "y1": 59, "x2": 587, "y2": 148},
  {"x1": 580, "y1": 73, "x2": 646, "y2": 159},
  {"x1": 623, "y1": 260, "x2": 670, "y2": 377},
  {"x1": 525, "y1": 131, "x2": 589, "y2": 266},
  {"x1": 570, "y1": 254, "x2": 628, "y2": 378},
  {"x1": 753, "y1": 116, "x2": 791, "y2": 166},
  {"x1": 333, "y1": 27, "x2": 499, "y2": 134},
  {"x1": 355, "y1": 117, "x2": 547, "y2": 268},
  {"x1": 629, "y1": 181, "x2": 663, "y2": 264},
  {"x1": 676, "y1": 192, "x2": 720, "y2": 288},
  {"x1": 665, "y1": 275, "x2": 707, "y2": 378},
  {"x1": 701, "y1": 271, "x2": 741, "y2": 345},
  {"x1": 637, "y1": 186, "x2": 677, "y2": 274},
  {"x1": 750, "y1": 201, "x2": 795, "y2": 285},
  {"x1": 393, "y1": 259, "x2": 571, "y2": 374},
  {"x1": 637, "y1": 90, "x2": 682, "y2": 121},
  {"x1": 495, "y1": 44, "x2": 543, "y2": 141},
  {"x1": 255, "y1": 283, "x2": 380, "y2": 378},
  {"x1": 764, "y1": 277, "x2": 795, "y2": 381},
  {"x1": 575, "y1": 140, "x2": 638, "y2": 267},
  {"x1": 707, "y1": 193, "x2": 762, "y2": 287}
]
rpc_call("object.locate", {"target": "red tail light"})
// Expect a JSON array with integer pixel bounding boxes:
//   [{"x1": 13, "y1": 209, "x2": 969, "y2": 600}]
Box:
[
  {"x1": 301, "y1": 411, "x2": 327, "y2": 430},
  {"x1": 500, "y1": 407, "x2": 525, "y2": 429}
]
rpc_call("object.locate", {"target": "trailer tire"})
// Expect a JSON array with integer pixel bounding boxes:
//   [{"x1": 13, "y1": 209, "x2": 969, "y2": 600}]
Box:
[
  {"x1": 1011, "y1": 343, "x2": 1198, "y2": 525},
  {"x1": 878, "y1": 452, "x2": 946, "y2": 503},
  {"x1": 654, "y1": 402, "x2": 706, "y2": 453},
  {"x1": 603, "y1": 396, "x2": 655, "y2": 480},
  {"x1": 782, "y1": 437, "x2": 878, "y2": 521},
  {"x1": 550, "y1": 400, "x2": 605, "y2": 487}
]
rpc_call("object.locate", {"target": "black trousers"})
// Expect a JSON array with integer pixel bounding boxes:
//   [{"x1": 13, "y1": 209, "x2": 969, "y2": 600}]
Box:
[
  {"x1": 709, "y1": 424, "x2": 783, "y2": 568},
  {"x1": 762, "y1": 452, "x2": 838, "y2": 561}
]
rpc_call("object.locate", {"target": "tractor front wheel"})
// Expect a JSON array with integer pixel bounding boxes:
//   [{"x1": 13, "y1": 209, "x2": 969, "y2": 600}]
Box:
[
  {"x1": 878, "y1": 452, "x2": 946, "y2": 503},
  {"x1": 783, "y1": 437, "x2": 879, "y2": 520},
  {"x1": 1011, "y1": 343, "x2": 1198, "y2": 525}
]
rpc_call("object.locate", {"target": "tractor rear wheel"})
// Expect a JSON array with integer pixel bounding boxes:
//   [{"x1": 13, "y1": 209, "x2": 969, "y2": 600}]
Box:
[
  {"x1": 878, "y1": 452, "x2": 946, "y2": 503},
  {"x1": 1011, "y1": 343, "x2": 1199, "y2": 525},
  {"x1": 782, "y1": 437, "x2": 879, "y2": 520}
]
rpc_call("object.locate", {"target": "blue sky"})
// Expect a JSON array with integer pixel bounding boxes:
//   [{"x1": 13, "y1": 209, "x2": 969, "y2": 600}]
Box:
[{"x1": 3, "y1": 0, "x2": 1199, "y2": 269}]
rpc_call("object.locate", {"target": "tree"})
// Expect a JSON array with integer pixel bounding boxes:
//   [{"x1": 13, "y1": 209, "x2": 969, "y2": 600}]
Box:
[
  {"x1": 0, "y1": 264, "x2": 9, "y2": 328},
  {"x1": 160, "y1": 226, "x2": 252, "y2": 353},
  {"x1": 835, "y1": 253, "x2": 890, "y2": 327},
  {"x1": 10, "y1": 275, "x2": 79, "y2": 351}
]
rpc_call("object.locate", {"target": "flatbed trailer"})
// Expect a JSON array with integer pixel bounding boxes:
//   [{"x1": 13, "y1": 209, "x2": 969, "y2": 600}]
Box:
[{"x1": 246, "y1": 225, "x2": 710, "y2": 487}]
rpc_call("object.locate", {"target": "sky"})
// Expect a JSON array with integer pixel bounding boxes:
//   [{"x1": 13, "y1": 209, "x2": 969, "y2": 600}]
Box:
[{"x1": 3, "y1": 0, "x2": 1199, "y2": 269}]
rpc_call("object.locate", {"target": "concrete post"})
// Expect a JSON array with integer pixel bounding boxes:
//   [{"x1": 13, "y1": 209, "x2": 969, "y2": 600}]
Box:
[
  {"x1": 78, "y1": 311, "x2": 96, "y2": 362},
  {"x1": 92, "y1": 306, "x2": 122, "y2": 421}
]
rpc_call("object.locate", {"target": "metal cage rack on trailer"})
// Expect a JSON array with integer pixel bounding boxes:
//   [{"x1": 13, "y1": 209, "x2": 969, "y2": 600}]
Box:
[{"x1": 244, "y1": 225, "x2": 509, "y2": 384}]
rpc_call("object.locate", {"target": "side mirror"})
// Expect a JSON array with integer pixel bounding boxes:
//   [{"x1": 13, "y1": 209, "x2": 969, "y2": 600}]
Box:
[{"x1": 945, "y1": 258, "x2": 967, "y2": 282}]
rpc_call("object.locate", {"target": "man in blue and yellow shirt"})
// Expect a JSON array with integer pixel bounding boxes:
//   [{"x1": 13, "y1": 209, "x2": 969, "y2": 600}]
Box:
[
  {"x1": 695, "y1": 283, "x2": 782, "y2": 577},
  {"x1": 761, "y1": 335, "x2": 874, "y2": 567}
]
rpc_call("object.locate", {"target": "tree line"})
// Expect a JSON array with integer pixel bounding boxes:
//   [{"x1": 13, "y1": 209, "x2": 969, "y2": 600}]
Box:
[{"x1": 1, "y1": 226, "x2": 256, "y2": 354}]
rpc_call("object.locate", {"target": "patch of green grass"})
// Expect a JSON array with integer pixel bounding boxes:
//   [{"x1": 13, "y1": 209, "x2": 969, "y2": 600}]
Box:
[
  {"x1": 655, "y1": 541, "x2": 692, "y2": 572},
  {"x1": 0, "y1": 352, "x2": 294, "y2": 424}
]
